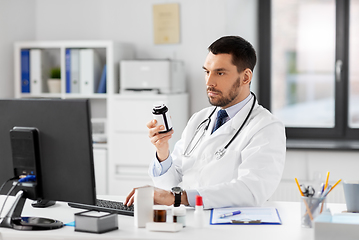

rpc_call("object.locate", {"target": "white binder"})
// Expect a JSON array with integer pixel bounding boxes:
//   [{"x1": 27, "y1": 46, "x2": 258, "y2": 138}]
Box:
[
  {"x1": 70, "y1": 49, "x2": 80, "y2": 93},
  {"x1": 30, "y1": 49, "x2": 49, "y2": 94},
  {"x1": 80, "y1": 49, "x2": 102, "y2": 94}
]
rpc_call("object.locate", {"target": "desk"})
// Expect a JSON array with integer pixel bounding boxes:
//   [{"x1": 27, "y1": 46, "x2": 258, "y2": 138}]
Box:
[{"x1": 0, "y1": 196, "x2": 346, "y2": 240}]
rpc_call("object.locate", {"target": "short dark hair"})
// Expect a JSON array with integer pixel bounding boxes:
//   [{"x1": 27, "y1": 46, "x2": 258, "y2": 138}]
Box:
[{"x1": 208, "y1": 36, "x2": 257, "y2": 72}]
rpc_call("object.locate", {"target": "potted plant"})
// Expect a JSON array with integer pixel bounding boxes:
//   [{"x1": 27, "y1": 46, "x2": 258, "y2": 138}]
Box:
[{"x1": 47, "y1": 67, "x2": 61, "y2": 93}]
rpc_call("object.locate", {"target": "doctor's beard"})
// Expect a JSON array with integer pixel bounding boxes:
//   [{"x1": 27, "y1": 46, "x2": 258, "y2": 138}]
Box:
[{"x1": 207, "y1": 76, "x2": 241, "y2": 107}]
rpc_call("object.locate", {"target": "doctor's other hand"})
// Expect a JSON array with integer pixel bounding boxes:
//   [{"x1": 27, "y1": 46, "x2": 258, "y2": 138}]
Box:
[
  {"x1": 124, "y1": 186, "x2": 183, "y2": 207},
  {"x1": 147, "y1": 119, "x2": 174, "y2": 161}
]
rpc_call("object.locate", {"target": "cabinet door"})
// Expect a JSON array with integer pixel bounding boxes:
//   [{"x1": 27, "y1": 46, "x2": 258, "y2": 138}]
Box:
[
  {"x1": 109, "y1": 165, "x2": 152, "y2": 195},
  {"x1": 111, "y1": 98, "x2": 165, "y2": 132},
  {"x1": 111, "y1": 132, "x2": 154, "y2": 165},
  {"x1": 93, "y1": 148, "x2": 107, "y2": 195}
]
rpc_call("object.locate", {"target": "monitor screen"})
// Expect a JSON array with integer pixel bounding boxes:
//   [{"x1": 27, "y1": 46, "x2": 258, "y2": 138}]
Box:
[{"x1": 0, "y1": 99, "x2": 96, "y2": 206}]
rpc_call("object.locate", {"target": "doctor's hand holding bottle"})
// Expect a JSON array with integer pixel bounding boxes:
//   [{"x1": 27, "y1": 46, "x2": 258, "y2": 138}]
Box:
[
  {"x1": 123, "y1": 120, "x2": 179, "y2": 207},
  {"x1": 147, "y1": 119, "x2": 174, "y2": 161}
]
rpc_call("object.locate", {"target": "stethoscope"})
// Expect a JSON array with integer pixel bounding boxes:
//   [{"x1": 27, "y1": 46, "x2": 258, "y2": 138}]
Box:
[{"x1": 183, "y1": 92, "x2": 257, "y2": 160}]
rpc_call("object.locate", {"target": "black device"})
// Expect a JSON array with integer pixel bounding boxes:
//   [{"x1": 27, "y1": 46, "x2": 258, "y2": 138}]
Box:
[
  {"x1": 9, "y1": 127, "x2": 42, "y2": 202},
  {"x1": 10, "y1": 127, "x2": 40, "y2": 178},
  {"x1": 0, "y1": 99, "x2": 96, "y2": 230}
]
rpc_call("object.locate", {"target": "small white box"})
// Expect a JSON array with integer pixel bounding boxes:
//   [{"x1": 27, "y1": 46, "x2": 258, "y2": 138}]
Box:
[
  {"x1": 75, "y1": 210, "x2": 118, "y2": 234},
  {"x1": 134, "y1": 186, "x2": 154, "y2": 228}
]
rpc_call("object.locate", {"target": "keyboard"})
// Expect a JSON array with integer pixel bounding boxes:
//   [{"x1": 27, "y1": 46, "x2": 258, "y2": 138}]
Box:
[{"x1": 68, "y1": 199, "x2": 134, "y2": 216}]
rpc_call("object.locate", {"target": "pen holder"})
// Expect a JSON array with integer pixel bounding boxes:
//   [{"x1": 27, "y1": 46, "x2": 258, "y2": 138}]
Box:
[{"x1": 301, "y1": 196, "x2": 326, "y2": 228}]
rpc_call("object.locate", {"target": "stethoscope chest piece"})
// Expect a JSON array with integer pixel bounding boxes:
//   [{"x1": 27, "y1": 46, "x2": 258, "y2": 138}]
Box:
[{"x1": 215, "y1": 148, "x2": 226, "y2": 160}]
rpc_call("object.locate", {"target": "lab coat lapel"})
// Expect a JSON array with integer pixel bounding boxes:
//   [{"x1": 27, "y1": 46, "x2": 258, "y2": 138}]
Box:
[
  {"x1": 229, "y1": 96, "x2": 257, "y2": 130},
  {"x1": 210, "y1": 97, "x2": 257, "y2": 137}
]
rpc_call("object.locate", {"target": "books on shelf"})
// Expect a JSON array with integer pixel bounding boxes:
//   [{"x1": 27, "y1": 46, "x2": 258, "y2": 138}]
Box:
[
  {"x1": 66, "y1": 48, "x2": 104, "y2": 94},
  {"x1": 21, "y1": 49, "x2": 50, "y2": 94},
  {"x1": 21, "y1": 47, "x2": 105, "y2": 95}
]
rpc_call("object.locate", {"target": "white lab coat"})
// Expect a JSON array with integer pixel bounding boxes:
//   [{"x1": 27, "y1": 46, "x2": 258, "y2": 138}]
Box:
[{"x1": 151, "y1": 97, "x2": 286, "y2": 209}]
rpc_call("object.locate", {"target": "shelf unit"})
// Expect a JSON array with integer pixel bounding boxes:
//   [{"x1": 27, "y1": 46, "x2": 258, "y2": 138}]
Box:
[{"x1": 14, "y1": 40, "x2": 134, "y2": 194}]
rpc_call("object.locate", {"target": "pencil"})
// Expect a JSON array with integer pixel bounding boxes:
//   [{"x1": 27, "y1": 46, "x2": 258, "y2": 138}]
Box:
[
  {"x1": 328, "y1": 179, "x2": 342, "y2": 195},
  {"x1": 324, "y1": 172, "x2": 330, "y2": 190},
  {"x1": 295, "y1": 178, "x2": 304, "y2": 197}
]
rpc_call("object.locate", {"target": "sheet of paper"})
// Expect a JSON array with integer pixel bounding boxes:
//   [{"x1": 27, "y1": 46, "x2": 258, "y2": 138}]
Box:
[{"x1": 211, "y1": 207, "x2": 281, "y2": 224}]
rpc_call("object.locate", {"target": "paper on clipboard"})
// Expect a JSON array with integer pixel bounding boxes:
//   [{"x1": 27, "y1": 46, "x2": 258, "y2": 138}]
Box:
[{"x1": 210, "y1": 207, "x2": 282, "y2": 225}]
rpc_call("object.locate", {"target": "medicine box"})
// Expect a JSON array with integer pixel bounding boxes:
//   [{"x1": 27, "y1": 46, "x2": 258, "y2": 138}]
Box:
[{"x1": 75, "y1": 210, "x2": 118, "y2": 234}]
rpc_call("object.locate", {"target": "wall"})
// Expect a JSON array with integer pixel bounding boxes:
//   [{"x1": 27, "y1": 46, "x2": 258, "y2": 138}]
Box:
[
  {"x1": 0, "y1": 0, "x2": 36, "y2": 98},
  {"x1": 33, "y1": 0, "x2": 258, "y2": 115}
]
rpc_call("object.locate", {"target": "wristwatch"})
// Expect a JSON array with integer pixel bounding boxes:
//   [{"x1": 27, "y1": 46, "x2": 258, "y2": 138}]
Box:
[{"x1": 171, "y1": 186, "x2": 183, "y2": 207}]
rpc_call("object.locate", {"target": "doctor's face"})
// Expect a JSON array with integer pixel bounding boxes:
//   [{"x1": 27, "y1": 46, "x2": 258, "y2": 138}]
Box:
[{"x1": 203, "y1": 52, "x2": 251, "y2": 109}]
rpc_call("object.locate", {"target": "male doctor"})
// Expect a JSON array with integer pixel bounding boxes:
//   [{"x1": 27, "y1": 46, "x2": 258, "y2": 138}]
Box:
[{"x1": 125, "y1": 36, "x2": 286, "y2": 209}]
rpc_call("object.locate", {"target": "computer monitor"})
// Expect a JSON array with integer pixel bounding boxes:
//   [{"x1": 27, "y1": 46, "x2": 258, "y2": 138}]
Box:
[{"x1": 0, "y1": 99, "x2": 96, "y2": 230}]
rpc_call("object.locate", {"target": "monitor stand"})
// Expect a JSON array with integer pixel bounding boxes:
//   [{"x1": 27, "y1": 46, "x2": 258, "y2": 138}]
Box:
[
  {"x1": 0, "y1": 190, "x2": 63, "y2": 230},
  {"x1": 32, "y1": 199, "x2": 56, "y2": 208}
]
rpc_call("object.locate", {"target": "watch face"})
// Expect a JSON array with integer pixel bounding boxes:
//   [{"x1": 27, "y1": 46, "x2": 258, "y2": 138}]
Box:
[{"x1": 172, "y1": 187, "x2": 182, "y2": 194}]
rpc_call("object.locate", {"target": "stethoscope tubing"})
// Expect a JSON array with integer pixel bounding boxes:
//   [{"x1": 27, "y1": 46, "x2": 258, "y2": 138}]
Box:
[{"x1": 184, "y1": 92, "x2": 256, "y2": 157}]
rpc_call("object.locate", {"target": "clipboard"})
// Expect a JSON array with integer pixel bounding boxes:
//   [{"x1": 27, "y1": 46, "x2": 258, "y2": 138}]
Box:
[{"x1": 210, "y1": 207, "x2": 282, "y2": 225}]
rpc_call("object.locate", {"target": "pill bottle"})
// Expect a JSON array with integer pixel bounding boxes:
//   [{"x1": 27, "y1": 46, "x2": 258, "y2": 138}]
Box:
[
  {"x1": 152, "y1": 103, "x2": 172, "y2": 133},
  {"x1": 153, "y1": 206, "x2": 167, "y2": 223},
  {"x1": 172, "y1": 206, "x2": 186, "y2": 227}
]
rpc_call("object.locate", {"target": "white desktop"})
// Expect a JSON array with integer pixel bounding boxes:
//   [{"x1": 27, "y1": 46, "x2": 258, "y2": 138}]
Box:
[{"x1": 0, "y1": 195, "x2": 347, "y2": 240}]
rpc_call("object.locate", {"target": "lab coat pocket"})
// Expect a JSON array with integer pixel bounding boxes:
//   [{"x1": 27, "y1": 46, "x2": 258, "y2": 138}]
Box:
[{"x1": 199, "y1": 150, "x2": 239, "y2": 187}]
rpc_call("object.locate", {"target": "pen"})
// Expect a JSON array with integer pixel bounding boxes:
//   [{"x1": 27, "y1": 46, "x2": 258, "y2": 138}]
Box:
[{"x1": 220, "y1": 210, "x2": 242, "y2": 218}]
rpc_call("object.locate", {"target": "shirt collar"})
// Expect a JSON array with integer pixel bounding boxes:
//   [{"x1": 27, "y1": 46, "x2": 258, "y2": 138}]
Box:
[{"x1": 223, "y1": 93, "x2": 252, "y2": 119}]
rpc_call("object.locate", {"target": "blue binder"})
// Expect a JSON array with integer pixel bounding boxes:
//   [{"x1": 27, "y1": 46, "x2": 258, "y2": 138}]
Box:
[
  {"x1": 97, "y1": 65, "x2": 107, "y2": 93},
  {"x1": 65, "y1": 49, "x2": 71, "y2": 93},
  {"x1": 21, "y1": 49, "x2": 30, "y2": 93}
]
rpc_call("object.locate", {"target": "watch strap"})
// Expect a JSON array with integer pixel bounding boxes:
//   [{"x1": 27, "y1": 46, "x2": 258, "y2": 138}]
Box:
[{"x1": 174, "y1": 192, "x2": 181, "y2": 207}]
